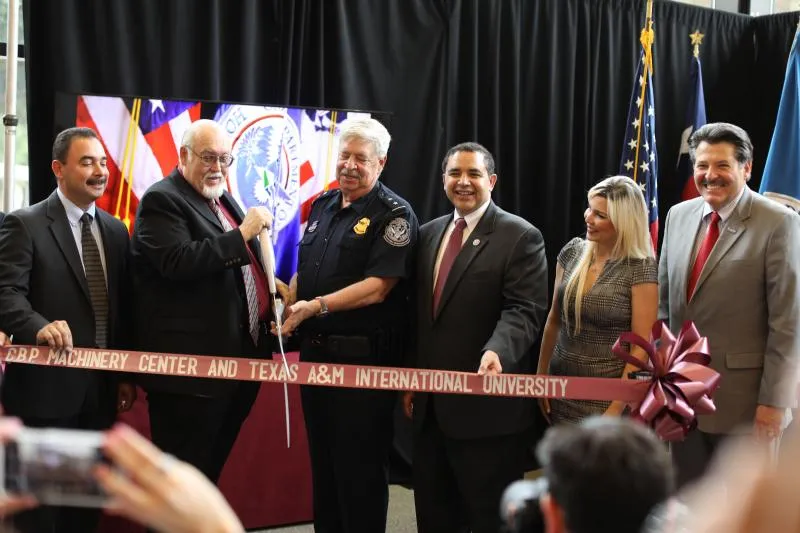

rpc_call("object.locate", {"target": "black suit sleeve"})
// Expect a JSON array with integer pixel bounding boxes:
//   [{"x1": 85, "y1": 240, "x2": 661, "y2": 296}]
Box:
[
  {"x1": 482, "y1": 225, "x2": 548, "y2": 366},
  {"x1": 0, "y1": 213, "x2": 51, "y2": 341},
  {"x1": 134, "y1": 189, "x2": 251, "y2": 281}
]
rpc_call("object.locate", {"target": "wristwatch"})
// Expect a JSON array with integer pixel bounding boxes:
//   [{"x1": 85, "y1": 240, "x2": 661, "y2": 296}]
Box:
[{"x1": 314, "y1": 296, "x2": 329, "y2": 316}]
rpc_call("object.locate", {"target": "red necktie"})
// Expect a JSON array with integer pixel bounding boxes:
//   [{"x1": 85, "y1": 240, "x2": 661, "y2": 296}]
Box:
[
  {"x1": 209, "y1": 200, "x2": 261, "y2": 344},
  {"x1": 433, "y1": 218, "x2": 467, "y2": 315},
  {"x1": 687, "y1": 211, "x2": 721, "y2": 301}
]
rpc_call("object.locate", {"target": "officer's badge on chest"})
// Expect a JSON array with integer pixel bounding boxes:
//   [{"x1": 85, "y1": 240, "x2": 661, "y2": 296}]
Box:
[{"x1": 353, "y1": 217, "x2": 370, "y2": 235}]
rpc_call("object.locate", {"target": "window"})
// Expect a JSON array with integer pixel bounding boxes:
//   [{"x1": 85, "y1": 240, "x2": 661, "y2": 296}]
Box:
[
  {"x1": 0, "y1": 0, "x2": 28, "y2": 211},
  {"x1": 673, "y1": 0, "x2": 715, "y2": 8},
  {"x1": 751, "y1": 0, "x2": 800, "y2": 14}
]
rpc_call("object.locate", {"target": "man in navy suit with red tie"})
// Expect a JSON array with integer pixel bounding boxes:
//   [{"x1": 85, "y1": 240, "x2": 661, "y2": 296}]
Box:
[{"x1": 405, "y1": 142, "x2": 548, "y2": 533}]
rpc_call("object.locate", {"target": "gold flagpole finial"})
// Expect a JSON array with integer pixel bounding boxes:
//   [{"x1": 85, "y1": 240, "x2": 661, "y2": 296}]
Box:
[{"x1": 690, "y1": 30, "x2": 705, "y2": 58}]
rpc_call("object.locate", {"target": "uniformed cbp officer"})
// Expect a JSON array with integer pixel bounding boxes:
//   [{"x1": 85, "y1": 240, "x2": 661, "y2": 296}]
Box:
[{"x1": 278, "y1": 117, "x2": 419, "y2": 533}]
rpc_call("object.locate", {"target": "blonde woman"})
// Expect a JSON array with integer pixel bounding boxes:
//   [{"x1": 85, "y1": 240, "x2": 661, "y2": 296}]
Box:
[{"x1": 538, "y1": 176, "x2": 657, "y2": 424}]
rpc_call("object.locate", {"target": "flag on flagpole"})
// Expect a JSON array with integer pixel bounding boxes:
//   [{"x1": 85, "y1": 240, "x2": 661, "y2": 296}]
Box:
[
  {"x1": 618, "y1": 2, "x2": 659, "y2": 250},
  {"x1": 76, "y1": 96, "x2": 201, "y2": 229},
  {"x1": 676, "y1": 31, "x2": 707, "y2": 201},
  {"x1": 759, "y1": 25, "x2": 800, "y2": 213}
]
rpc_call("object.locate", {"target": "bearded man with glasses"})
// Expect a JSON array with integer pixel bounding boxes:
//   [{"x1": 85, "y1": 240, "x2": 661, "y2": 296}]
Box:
[{"x1": 130, "y1": 119, "x2": 287, "y2": 484}]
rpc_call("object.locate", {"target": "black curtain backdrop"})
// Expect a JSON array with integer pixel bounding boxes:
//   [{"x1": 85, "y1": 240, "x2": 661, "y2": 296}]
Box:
[{"x1": 23, "y1": 0, "x2": 799, "y2": 269}]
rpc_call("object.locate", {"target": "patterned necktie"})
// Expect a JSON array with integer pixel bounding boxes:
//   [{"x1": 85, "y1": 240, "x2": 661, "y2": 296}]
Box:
[
  {"x1": 208, "y1": 200, "x2": 261, "y2": 344},
  {"x1": 433, "y1": 218, "x2": 467, "y2": 315},
  {"x1": 687, "y1": 211, "x2": 721, "y2": 301},
  {"x1": 80, "y1": 213, "x2": 109, "y2": 348}
]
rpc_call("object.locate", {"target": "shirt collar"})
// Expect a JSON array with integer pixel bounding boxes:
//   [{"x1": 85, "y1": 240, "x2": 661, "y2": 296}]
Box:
[
  {"x1": 702, "y1": 186, "x2": 746, "y2": 222},
  {"x1": 453, "y1": 200, "x2": 491, "y2": 231},
  {"x1": 326, "y1": 183, "x2": 381, "y2": 214},
  {"x1": 56, "y1": 187, "x2": 96, "y2": 225}
]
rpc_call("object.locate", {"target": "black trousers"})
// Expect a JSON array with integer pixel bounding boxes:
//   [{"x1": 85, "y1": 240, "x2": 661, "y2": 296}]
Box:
[
  {"x1": 413, "y1": 405, "x2": 529, "y2": 533},
  {"x1": 146, "y1": 380, "x2": 260, "y2": 483},
  {"x1": 8, "y1": 401, "x2": 115, "y2": 533},
  {"x1": 300, "y1": 377, "x2": 396, "y2": 532}
]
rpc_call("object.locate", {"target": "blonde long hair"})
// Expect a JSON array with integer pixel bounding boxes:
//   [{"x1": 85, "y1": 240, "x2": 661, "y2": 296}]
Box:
[{"x1": 563, "y1": 176, "x2": 653, "y2": 334}]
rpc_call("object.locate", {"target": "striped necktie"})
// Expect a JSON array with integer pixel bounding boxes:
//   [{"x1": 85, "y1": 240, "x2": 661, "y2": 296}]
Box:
[
  {"x1": 208, "y1": 200, "x2": 261, "y2": 344},
  {"x1": 80, "y1": 213, "x2": 109, "y2": 348}
]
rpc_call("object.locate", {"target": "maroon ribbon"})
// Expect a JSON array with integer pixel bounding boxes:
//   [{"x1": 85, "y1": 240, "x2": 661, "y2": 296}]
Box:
[{"x1": 612, "y1": 320, "x2": 721, "y2": 441}]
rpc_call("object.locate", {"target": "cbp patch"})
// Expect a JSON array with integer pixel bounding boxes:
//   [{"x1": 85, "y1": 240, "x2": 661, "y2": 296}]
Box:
[{"x1": 383, "y1": 218, "x2": 411, "y2": 247}]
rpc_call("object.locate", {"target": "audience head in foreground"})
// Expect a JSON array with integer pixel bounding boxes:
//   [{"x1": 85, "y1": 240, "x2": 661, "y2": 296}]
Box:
[{"x1": 536, "y1": 416, "x2": 673, "y2": 533}]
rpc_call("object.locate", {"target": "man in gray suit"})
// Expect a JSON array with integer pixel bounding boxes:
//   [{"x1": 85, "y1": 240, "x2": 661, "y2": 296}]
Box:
[
  {"x1": 659, "y1": 122, "x2": 800, "y2": 486},
  {"x1": 404, "y1": 142, "x2": 548, "y2": 533}
]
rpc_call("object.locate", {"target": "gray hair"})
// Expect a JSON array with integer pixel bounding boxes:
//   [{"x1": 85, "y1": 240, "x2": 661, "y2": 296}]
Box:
[
  {"x1": 339, "y1": 118, "x2": 392, "y2": 158},
  {"x1": 688, "y1": 122, "x2": 753, "y2": 165},
  {"x1": 180, "y1": 119, "x2": 228, "y2": 148}
]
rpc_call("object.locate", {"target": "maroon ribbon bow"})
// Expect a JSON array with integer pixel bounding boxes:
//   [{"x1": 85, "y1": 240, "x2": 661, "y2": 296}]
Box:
[{"x1": 612, "y1": 320, "x2": 721, "y2": 441}]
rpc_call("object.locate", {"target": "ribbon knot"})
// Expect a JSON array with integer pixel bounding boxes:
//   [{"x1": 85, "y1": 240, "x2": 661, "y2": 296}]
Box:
[{"x1": 613, "y1": 320, "x2": 721, "y2": 441}]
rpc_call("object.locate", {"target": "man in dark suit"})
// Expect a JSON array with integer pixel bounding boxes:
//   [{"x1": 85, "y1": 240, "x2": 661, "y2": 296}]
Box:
[
  {"x1": 404, "y1": 142, "x2": 548, "y2": 533},
  {"x1": 0, "y1": 127, "x2": 136, "y2": 532},
  {"x1": 131, "y1": 119, "x2": 279, "y2": 483}
]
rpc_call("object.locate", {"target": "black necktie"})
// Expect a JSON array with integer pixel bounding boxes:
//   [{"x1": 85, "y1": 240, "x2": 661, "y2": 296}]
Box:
[{"x1": 80, "y1": 213, "x2": 109, "y2": 348}]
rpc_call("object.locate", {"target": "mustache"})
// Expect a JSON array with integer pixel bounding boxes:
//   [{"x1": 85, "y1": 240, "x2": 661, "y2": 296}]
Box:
[
  {"x1": 204, "y1": 172, "x2": 224, "y2": 181},
  {"x1": 86, "y1": 177, "x2": 107, "y2": 186},
  {"x1": 339, "y1": 170, "x2": 361, "y2": 179}
]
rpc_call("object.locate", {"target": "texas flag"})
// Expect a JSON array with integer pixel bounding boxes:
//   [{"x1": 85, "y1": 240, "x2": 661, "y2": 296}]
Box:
[{"x1": 76, "y1": 96, "x2": 201, "y2": 229}]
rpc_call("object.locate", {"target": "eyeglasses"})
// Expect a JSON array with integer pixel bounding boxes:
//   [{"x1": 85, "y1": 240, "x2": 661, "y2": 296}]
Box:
[{"x1": 186, "y1": 147, "x2": 235, "y2": 168}]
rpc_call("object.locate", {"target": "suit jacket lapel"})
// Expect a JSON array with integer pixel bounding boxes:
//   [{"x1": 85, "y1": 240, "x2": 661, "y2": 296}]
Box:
[
  {"x1": 693, "y1": 188, "x2": 752, "y2": 297},
  {"x1": 96, "y1": 210, "x2": 122, "y2": 332},
  {"x1": 171, "y1": 170, "x2": 224, "y2": 231},
  {"x1": 46, "y1": 192, "x2": 91, "y2": 304},
  {"x1": 221, "y1": 192, "x2": 267, "y2": 271},
  {"x1": 424, "y1": 216, "x2": 450, "y2": 321},
  {"x1": 435, "y1": 202, "x2": 495, "y2": 319},
  {"x1": 677, "y1": 200, "x2": 706, "y2": 300}
]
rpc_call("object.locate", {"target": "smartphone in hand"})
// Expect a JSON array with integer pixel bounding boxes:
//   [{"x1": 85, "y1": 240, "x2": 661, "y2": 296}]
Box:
[{"x1": 0, "y1": 427, "x2": 108, "y2": 507}]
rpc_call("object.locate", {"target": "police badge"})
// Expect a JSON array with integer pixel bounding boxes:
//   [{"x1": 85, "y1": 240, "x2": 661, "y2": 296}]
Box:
[
  {"x1": 384, "y1": 218, "x2": 411, "y2": 247},
  {"x1": 354, "y1": 217, "x2": 370, "y2": 235}
]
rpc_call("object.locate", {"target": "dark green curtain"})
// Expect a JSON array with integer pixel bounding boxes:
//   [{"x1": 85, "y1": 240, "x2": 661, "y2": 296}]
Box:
[{"x1": 22, "y1": 0, "x2": 799, "y2": 263}]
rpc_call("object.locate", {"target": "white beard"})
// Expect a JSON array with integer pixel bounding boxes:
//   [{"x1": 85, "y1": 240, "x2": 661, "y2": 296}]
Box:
[{"x1": 201, "y1": 182, "x2": 225, "y2": 199}]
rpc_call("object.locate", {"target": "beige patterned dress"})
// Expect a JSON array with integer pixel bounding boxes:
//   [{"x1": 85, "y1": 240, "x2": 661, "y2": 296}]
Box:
[{"x1": 548, "y1": 237, "x2": 657, "y2": 424}]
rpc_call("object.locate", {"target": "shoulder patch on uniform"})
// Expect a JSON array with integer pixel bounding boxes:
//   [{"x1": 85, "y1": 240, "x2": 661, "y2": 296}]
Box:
[{"x1": 383, "y1": 217, "x2": 411, "y2": 247}]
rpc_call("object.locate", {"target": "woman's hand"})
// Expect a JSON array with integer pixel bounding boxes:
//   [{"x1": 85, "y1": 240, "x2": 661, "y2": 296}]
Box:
[{"x1": 94, "y1": 424, "x2": 244, "y2": 533}]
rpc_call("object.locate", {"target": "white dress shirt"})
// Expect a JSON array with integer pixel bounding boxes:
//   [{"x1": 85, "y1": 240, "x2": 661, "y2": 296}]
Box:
[
  {"x1": 433, "y1": 200, "x2": 491, "y2": 290},
  {"x1": 56, "y1": 188, "x2": 108, "y2": 285}
]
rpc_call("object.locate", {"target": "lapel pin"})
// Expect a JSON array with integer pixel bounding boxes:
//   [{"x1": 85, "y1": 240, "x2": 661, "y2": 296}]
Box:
[{"x1": 472, "y1": 239, "x2": 480, "y2": 246}]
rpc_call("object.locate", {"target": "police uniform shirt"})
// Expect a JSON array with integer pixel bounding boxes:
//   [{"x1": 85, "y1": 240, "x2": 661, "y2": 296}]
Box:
[{"x1": 297, "y1": 181, "x2": 418, "y2": 335}]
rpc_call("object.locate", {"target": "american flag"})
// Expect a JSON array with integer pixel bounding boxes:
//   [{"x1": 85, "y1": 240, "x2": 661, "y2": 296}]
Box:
[
  {"x1": 619, "y1": 17, "x2": 659, "y2": 250},
  {"x1": 77, "y1": 95, "x2": 201, "y2": 230}
]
